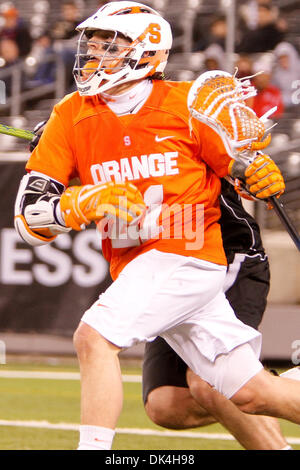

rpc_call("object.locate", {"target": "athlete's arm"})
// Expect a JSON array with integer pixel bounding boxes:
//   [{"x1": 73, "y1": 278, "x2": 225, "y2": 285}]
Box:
[
  {"x1": 196, "y1": 121, "x2": 233, "y2": 178},
  {"x1": 15, "y1": 98, "x2": 79, "y2": 246}
]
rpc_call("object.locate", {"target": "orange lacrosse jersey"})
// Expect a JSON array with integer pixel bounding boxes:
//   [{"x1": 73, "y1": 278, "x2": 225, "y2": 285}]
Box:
[{"x1": 26, "y1": 80, "x2": 232, "y2": 280}]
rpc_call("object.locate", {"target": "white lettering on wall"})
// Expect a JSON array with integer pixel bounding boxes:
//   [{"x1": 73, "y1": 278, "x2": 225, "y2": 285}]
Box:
[{"x1": 0, "y1": 228, "x2": 108, "y2": 287}]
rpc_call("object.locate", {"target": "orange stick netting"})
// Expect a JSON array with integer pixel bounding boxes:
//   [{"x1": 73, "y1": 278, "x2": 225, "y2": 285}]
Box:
[{"x1": 190, "y1": 75, "x2": 269, "y2": 152}]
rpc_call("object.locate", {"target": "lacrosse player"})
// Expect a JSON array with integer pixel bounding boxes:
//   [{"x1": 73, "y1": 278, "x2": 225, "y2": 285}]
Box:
[{"x1": 14, "y1": 2, "x2": 300, "y2": 450}]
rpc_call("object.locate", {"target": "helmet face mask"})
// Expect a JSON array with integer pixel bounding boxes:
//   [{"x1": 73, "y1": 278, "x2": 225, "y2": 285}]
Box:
[
  {"x1": 74, "y1": 30, "x2": 136, "y2": 84},
  {"x1": 73, "y1": 1, "x2": 172, "y2": 96}
]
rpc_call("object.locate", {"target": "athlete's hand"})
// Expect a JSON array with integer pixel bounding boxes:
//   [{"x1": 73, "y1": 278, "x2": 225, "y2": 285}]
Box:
[
  {"x1": 60, "y1": 182, "x2": 146, "y2": 231},
  {"x1": 29, "y1": 119, "x2": 48, "y2": 152},
  {"x1": 244, "y1": 154, "x2": 285, "y2": 199}
]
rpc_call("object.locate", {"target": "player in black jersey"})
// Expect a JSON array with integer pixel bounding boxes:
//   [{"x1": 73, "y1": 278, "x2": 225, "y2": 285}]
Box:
[
  {"x1": 142, "y1": 180, "x2": 291, "y2": 450},
  {"x1": 218, "y1": 179, "x2": 270, "y2": 330}
]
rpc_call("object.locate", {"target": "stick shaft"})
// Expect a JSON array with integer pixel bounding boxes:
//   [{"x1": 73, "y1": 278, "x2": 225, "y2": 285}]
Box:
[
  {"x1": 0, "y1": 124, "x2": 34, "y2": 141},
  {"x1": 233, "y1": 161, "x2": 300, "y2": 251},
  {"x1": 270, "y1": 196, "x2": 300, "y2": 251}
]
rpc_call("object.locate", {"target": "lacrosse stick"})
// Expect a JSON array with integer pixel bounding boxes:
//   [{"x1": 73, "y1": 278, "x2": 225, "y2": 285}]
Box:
[
  {"x1": 0, "y1": 123, "x2": 35, "y2": 141},
  {"x1": 188, "y1": 70, "x2": 300, "y2": 251}
]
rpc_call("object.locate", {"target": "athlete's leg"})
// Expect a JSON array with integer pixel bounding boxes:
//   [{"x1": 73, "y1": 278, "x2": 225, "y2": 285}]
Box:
[
  {"x1": 145, "y1": 386, "x2": 216, "y2": 429},
  {"x1": 143, "y1": 337, "x2": 215, "y2": 429},
  {"x1": 230, "y1": 367, "x2": 300, "y2": 423},
  {"x1": 143, "y1": 338, "x2": 289, "y2": 449},
  {"x1": 73, "y1": 322, "x2": 123, "y2": 429},
  {"x1": 187, "y1": 343, "x2": 300, "y2": 425},
  {"x1": 186, "y1": 369, "x2": 288, "y2": 450}
]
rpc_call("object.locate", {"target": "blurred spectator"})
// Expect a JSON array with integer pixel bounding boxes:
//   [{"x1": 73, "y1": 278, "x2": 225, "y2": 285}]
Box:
[
  {"x1": 272, "y1": 42, "x2": 300, "y2": 109},
  {"x1": 239, "y1": 0, "x2": 279, "y2": 31},
  {"x1": 0, "y1": 37, "x2": 19, "y2": 66},
  {"x1": 0, "y1": 2, "x2": 32, "y2": 57},
  {"x1": 25, "y1": 31, "x2": 56, "y2": 88},
  {"x1": 203, "y1": 44, "x2": 226, "y2": 71},
  {"x1": 0, "y1": 37, "x2": 21, "y2": 96},
  {"x1": 51, "y1": 1, "x2": 83, "y2": 41},
  {"x1": 193, "y1": 15, "x2": 227, "y2": 52},
  {"x1": 236, "y1": 4, "x2": 285, "y2": 54},
  {"x1": 249, "y1": 61, "x2": 284, "y2": 119},
  {"x1": 51, "y1": 1, "x2": 84, "y2": 91}
]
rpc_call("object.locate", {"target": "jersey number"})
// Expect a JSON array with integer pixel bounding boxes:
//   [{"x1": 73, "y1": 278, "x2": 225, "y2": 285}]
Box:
[{"x1": 111, "y1": 185, "x2": 163, "y2": 248}]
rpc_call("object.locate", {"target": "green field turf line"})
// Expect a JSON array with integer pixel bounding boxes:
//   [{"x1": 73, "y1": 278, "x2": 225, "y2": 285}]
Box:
[
  {"x1": 0, "y1": 419, "x2": 299, "y2": 445},
  {"x1": 0, "y1": 370, "x2": 141, "y2": 382}
]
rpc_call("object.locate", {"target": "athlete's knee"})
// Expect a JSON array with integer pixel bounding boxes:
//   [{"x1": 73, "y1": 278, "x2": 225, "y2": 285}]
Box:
[
  {"x1": 145, "y1": 388, "x2": 178, "y2": 428},
  {"x1": 230, "y1": 370, "x2": 271, "y2": 415},
  {"x1": 145, "y1": 385, "x2": 214, "y2": 429},
  {"x1": 231, "y1": 386, "x2": 268, "y2": 415},
  {"x1": 145, "y1": 386, "x2": 200, "y2": 429},
  {"x1": 186, "y1": 370, "x2": 216, "y2": 410},
  {"x1": 73, "y1": 322, "x2": 120, "y2": 362}
]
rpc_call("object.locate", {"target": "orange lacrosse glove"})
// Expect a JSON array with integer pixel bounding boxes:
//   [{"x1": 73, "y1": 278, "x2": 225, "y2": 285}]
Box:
[
  {"x1": 60, "y1": 182, "x2": 146, "y2": 231},
  {"x1": 244, "y1": 154, "x2": 285, "y2": 199}
]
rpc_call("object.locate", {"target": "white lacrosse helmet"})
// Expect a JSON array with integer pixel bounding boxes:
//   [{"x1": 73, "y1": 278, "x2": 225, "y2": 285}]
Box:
[{"x1": 73, "y1": 1, "x2": 173, "y2": 95}]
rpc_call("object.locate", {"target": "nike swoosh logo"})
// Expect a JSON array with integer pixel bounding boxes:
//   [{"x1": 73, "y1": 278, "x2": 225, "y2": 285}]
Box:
[{"x1": 155, "y1": 135, "x2": 174, "y2": 142}]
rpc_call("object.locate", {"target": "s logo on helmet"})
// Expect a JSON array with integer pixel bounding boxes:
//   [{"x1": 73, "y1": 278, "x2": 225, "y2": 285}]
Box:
[{"x1": 148, "y1": 23, "x2": 161, "y2": 44}]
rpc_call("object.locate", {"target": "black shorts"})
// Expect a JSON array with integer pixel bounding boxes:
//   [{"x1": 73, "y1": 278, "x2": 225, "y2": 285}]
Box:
[{"x1": 142, "y1": 255, "x2": 270, "y2": 404}]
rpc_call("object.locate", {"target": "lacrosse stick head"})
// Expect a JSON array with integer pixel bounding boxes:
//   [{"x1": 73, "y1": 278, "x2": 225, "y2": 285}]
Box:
[{"x1": 187, "y1": 70, "x2": 271, "y2": 162}]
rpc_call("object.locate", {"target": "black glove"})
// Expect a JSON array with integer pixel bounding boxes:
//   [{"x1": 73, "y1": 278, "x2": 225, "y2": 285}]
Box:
[{"x1": 29, "y1": 119, "x2": 48, "y2": 152}]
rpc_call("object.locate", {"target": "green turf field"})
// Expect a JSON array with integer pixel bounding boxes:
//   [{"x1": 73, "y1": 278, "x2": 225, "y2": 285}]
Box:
[{"x1": 0, "y1": 359, "x2": 299, "y2": 450}]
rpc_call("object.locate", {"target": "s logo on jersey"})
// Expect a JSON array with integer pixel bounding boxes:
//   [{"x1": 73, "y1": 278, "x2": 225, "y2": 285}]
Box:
[{"x1": 90, "y1": 152, "x2": 179, "y2": 184}]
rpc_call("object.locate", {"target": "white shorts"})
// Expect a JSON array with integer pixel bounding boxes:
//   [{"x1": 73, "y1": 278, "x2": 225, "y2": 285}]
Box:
[{"x1": 81, "y1": 249, "x2": 262, "y2": 396}]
